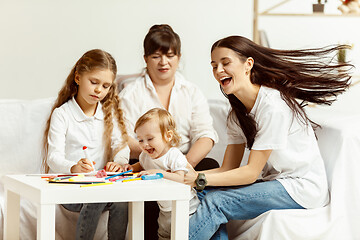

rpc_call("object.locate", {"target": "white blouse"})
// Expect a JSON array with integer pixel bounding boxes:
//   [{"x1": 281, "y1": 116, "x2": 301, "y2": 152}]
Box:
[
  {"x1": 47, "y1": 97, "x2": 130, "y2": 173},
  {"x1": 227, "y1": 86, "x2": 329, "y2": 209},
  {"x1": 119, "y1": 72, "x2": 218, "y2": 154}
]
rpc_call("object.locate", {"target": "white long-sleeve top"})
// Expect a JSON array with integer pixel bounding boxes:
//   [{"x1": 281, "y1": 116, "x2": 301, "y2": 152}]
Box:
[
  {"x1": 47, "y1": 97, "x2": 130, "y2": 173},
  {"x1": 119, "y1": 72, "x2": 218, "y2": 154}
]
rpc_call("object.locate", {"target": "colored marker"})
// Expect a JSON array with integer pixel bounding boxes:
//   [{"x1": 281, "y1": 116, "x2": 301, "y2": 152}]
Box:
[
  {"x1": 122, "y1": 177, "x2": 142, "y2": 182},
  {"x1": 115, "y1": 176, "x2": 133, "y2": 182},
  {"x1": 83, "y1": 146, "x2": 95, "y2": 171},
  {"x1": 53, "y1": 176, "x2": 73, "y2": 181},
  {"x1": 80, "y1": 182, "x2": 114, "y2": 187},
  {"x1": 68, "y1": 174, "x2": 85, "y2": 181},
  {"x1": 105, "y1": 170, "x2": 133, "y2": 180},
  {"x1": 49, "y1": 181, "x2": 104, "y2": 184}
]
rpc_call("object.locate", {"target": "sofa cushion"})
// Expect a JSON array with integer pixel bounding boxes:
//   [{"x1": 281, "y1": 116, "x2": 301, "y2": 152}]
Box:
[{"x1": 0, "y1": 98, "x2": 54, "y2": 176}]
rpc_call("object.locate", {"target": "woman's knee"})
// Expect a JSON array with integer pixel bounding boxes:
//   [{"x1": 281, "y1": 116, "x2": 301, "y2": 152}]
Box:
[{"x1": 201, "y1": 190, "x2": 224, "y2": 209}]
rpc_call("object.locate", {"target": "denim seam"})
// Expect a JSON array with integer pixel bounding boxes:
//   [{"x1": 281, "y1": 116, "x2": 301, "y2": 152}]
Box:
[{"x1": 190, "y1": 204, "x2": 222, "y2": 239}]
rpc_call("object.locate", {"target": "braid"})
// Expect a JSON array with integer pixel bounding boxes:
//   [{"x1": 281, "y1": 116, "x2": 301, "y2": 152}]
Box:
[
  {"x1": 113, "y1": 93, "x2": 129, "y2": 147},
  {"x1": 102, "y1": 92, "x2": 114, "y2": 163},
  {"x1": 101, "y1": 83, "x2": 128, "y2": 163}
]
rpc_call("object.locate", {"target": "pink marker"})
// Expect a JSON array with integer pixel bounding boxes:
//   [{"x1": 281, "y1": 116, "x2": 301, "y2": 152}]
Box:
[{"x1": 83, "y1": 146, "x2": 95, "y2": 171}]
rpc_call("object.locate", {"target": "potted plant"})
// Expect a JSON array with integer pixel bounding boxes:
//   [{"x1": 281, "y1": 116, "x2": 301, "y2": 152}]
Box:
[{"x1": 313, "y1": 0, "x2": 327, "y2": 13}]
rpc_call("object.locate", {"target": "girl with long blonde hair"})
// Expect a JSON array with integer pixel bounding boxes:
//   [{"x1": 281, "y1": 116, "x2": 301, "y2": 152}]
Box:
[{"x1": 42, "y1": 49, "x2": 129, "y2": 240}]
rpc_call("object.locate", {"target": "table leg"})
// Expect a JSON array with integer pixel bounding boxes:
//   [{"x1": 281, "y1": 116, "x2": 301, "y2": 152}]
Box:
[
  {"x1": 171, "y1": 200, "x2": 189, "y2": 240},
  {"x1": 4, "y1": 188, "x2": 20, "y2": 240},
  {"x1": 128, "y1": 201, "x2": 144, "y2": 240},
  {"x1": 37, "y1": 204, "x2": 55, "y2": 240}
]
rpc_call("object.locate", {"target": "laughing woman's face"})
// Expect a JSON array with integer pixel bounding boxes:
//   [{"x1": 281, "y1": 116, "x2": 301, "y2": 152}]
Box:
[{"x1": 211, "y1": 47, "x2": 252, "y2": 95}]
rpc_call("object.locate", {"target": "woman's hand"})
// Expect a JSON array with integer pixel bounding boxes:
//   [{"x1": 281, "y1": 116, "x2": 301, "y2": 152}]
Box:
[
  {"x1": 184, "y1": 163, "x2": 198, "y2": 188},
  {"x1": 105, "y1": 162, "x2": 122, "y2": 172},
  {"x1": 71, "y1": 158, "x2": 95, "y2": 173}
]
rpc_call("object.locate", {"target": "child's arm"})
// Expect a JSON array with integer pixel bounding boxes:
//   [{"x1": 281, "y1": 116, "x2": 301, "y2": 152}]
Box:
[
  {"x1": 138, "y1": 169, "x2": 185, "y2": 184},
  {"x1": 47, "y1": 108, "x2": 79, "y2": 173}
]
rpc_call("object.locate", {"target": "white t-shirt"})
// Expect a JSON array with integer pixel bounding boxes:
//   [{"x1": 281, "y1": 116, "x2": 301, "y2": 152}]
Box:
[
  {"x1": 47, "y1": 97, "x2": 130, "y2": 173},
  {"x1": 227, "y1": 86, "x2": 329, "y2": 209},
  {"x1": 139, "y1": 147, "x2": 200, "y2": 213},
  {"x1": 119, "y1": 72, "x2": 218, "y2": 154}
]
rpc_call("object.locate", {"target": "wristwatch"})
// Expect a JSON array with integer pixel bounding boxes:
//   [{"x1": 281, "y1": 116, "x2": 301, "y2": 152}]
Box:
[{"x1": 195, "y1": 173, "x2": 207, "y2": 191}]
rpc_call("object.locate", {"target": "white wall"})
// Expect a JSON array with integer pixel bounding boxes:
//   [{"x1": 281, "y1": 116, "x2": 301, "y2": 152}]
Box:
[
  {"x1": 0, "y1": 0, "x2": 252, "y2": 100},
  {"x1": 1, "y1": 0, "x2": 359, "y2": 100}
]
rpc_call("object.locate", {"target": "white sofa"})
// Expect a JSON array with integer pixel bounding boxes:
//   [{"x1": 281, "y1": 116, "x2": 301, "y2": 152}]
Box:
[{"x1": 1, "y1": 83, "x2": 360, "y2": 239}]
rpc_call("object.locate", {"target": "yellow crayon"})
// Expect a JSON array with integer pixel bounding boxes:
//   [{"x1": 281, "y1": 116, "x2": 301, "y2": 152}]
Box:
[
  {"x1": 122, "y1": 177, "x2": 142, "y2": 183},
  {"x1": 80, "y1": 182, "x2": 113, "y2": 188},
  {"x1": 68, "y1": 174, "x2": 85, "y2": 181}
]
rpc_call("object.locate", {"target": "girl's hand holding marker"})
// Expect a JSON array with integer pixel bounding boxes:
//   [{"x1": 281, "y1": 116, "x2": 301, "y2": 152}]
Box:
[{"x1": 82, "y1": 146, "x2": 95, "y2": 172}]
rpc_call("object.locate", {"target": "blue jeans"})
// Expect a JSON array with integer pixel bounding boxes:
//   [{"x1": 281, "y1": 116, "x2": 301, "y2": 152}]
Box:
[
  {"x1": 62, "y1": 202, "x2": 128, "y2": 240},
  {"x1": 189, "y1": 180, "x2": 304, "y2": 240}
]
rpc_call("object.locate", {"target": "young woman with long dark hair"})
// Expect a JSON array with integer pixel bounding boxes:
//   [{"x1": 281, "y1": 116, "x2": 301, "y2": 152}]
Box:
[{"x1": 185, "y1": 35, "x2": 353, "y2": 239}]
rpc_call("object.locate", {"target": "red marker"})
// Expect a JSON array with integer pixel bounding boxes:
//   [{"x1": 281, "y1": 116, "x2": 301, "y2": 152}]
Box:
[{"x1": 83, "y1": 146, "x2": 95, "y2": 171}]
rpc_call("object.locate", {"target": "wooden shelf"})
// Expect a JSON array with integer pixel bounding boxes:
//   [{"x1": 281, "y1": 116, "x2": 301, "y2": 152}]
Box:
[
  {"x1": 253, "y1": 0, "x2": 360, "y2": 43},
  {"x1": 259, "y1": 13, "x2": 360, "y2": 17}
]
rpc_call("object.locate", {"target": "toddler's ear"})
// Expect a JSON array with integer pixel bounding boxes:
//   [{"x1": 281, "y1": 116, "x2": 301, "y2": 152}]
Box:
[{"x1": 165, "y1": 130, "x2": 174, "y2": 142}]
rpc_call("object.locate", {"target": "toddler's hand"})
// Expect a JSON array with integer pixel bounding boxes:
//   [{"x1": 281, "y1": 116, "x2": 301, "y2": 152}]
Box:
[
  {"x1": 138, "y1": 169, "x2": 162, "y2": 177},
  {"x1": 137, "y1": 170, "x2": 148, "y2": 177}
]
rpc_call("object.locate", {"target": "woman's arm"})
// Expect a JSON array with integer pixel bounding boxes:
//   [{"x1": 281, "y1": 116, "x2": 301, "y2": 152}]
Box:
[
  {"x1": 206, "y1": 149, "x2": 271, "y2": 186},
  {"x1": 186, "y1": 137, "x2": 214, "y2": 167},
  {"x1": 199, "y1": 143, "x2": 246, "y2": 174},
  {"x1": 185, "y1": 144, "x2": 244, "y2": 185},
  {"x1": 185, "y1": 144, "x2": 271, "y2": 187},
  {"x1": 127, "y1": 136, "x2": 142, "y2": 159},
  {"x1": 186, "y1": 85, "x2": 218, "y2": 167}
]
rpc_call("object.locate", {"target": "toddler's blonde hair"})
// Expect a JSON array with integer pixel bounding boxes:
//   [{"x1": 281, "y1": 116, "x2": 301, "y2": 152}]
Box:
[{"x1": 134, "y1": 108, "x2": 181, "y2": 147}]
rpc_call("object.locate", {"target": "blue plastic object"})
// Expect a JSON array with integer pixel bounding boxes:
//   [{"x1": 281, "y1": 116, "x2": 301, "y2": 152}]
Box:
[{"x1": 141, "y1": 173, "x2": 164, "y2": 180}]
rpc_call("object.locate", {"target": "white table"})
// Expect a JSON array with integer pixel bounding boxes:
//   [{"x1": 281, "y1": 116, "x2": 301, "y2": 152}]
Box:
[{"x1": 3, "y1": 175, "x2": 190, "y2": 240}]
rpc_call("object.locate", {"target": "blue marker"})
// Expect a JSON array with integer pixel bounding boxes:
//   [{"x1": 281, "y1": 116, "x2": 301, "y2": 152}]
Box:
[
  {"x1": 105, "y1": 170, "x2": 133, "y2": 180},
  {"x1": 53, "y1": 176, "x2": 73, "y2": 181},
  {"x1": 141, "y1": 173, "x2": 163, "y2": 180}
]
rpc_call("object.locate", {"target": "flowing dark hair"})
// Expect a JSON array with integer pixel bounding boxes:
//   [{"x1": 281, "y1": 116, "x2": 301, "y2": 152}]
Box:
[
  {"x1": 42, "y1": 49, "x2": 128, "y2": 173},
  {"x1": 143, "y1": 24, "x2": 181, "y2": 57},
  {"x1": 212, "y1": 36, "x2": 353, "y2": 149}
]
